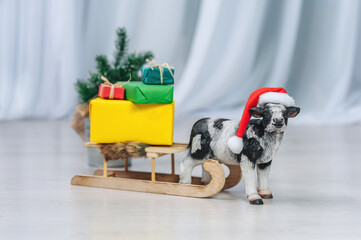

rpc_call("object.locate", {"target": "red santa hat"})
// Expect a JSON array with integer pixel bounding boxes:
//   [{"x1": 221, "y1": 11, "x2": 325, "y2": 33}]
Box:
[{"x1": 227, "y1": 87, "x2": 295, "y2": 154}]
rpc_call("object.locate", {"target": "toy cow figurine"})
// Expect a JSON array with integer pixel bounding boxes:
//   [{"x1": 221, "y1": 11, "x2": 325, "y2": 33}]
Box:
[{"x1": 179, "y1": 88, "x2": 300, "y2": 205}]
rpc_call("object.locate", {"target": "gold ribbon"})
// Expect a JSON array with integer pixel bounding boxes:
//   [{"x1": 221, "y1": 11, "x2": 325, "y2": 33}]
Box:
[
  {"x1": 100, "y1": 75, "x2": 131, "y2": 99},
  {"x1": 145, "y1": 59, "x2": 174, "y2": 84}
]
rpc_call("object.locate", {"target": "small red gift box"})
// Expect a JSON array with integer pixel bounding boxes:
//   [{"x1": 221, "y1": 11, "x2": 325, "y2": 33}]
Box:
[
  {"x1": 98, "y1": 76, "x2": 125, "y2": 100},
  {"x1": 98, "y1": 84, "x2": 125, "y2": 99}
]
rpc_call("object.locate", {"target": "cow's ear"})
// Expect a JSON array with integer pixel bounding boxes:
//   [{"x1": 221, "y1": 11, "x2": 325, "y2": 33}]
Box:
[
  {"x1": 286, "y1": 107, "x2": 300, "y2": 118},
  {"x1": 249, "y1": 107, "x2": 263, "y2": 118}
]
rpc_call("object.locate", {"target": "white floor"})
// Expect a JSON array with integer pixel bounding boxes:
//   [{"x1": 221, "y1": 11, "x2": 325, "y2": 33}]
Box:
[{"x1": 0, "y1": 120, "x2": 361, "y2": 240}]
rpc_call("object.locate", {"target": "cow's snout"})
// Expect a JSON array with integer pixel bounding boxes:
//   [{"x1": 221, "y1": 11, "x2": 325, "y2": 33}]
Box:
[{"x1": 272, "y1": 118, "x2": 284, "y2": 127}]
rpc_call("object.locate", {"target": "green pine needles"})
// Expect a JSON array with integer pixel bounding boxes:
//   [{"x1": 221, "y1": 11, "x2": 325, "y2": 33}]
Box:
[{"x1": 75, "y1": 27, "x2": 154, "y2": 103}]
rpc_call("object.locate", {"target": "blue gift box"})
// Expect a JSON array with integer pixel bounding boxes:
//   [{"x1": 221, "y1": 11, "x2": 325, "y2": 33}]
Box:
[{"x1": 141, "y1": 66, "x2": 174, "y2": 85}]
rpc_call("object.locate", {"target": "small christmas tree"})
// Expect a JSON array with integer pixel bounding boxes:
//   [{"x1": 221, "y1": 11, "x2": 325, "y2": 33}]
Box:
[{"x1": 75, "y1": 27, "x2": 153, "y2": 103}]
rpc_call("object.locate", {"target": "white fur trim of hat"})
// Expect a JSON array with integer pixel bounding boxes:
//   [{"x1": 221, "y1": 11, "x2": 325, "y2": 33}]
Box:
[{"x1": 257, "y1": 92, "x2": 295, "y2": 107}]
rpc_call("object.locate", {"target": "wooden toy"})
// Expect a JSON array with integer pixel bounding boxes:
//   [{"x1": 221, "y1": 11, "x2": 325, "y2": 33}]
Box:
[{"x1": 71, "y1": 142, "x2": 242, "y2": 198}]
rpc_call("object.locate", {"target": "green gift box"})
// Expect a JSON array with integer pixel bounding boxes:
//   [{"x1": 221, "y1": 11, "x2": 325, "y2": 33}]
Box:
[
  {"x1": 141, "y1": 66, "x2": 174, "y2": 85},
  {"x1": 122, "y1": 81, "x2": 173, "y2": 103}
]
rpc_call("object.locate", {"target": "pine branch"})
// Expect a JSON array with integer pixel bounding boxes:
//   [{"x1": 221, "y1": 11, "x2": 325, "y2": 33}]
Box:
[
  {"x1": 123, "y1": 51, "x2": 154, "y2": 81},
  {"x1": 95, "y1": 55, "x2": 111, "y2": 76},
  {"x1": 113, "y1": 28, "x2": 128, "y2": 68},
  {"x1": 75, "y1": 74, "x2": 102, "y2": 103}
]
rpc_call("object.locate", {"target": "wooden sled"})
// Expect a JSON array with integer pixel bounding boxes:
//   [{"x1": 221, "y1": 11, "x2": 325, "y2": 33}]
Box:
[{"x1": 71, "y1": 142, "x2": 242, "y2": 198}]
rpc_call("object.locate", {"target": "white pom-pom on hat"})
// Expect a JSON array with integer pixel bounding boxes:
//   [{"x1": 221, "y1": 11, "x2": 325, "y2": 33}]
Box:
[{"x1": 227, "y1": 136, "x2": 243, "y2": 154}]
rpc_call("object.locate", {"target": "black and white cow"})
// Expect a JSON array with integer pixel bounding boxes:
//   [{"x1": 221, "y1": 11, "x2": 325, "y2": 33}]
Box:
[{"x1": 179, "y1": 103, "x2": 300, "y2": 205}]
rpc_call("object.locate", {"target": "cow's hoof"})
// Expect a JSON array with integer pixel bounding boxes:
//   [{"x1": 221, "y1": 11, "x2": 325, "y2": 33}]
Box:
[
  {"x1": 250, "y1": 199, "x2": 264, "y2": 205},
  {"x1": 258, "y1": 189, "x2": 273, "y2": 199},
  {"x1": 247, "y1": 193, "x2": 263, "y2": 204},
  {"x1": 260, "y1": 194, "x2": 273, "y2": 199}
]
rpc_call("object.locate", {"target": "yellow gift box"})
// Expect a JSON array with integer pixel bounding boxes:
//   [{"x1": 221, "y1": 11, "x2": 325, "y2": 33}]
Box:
[{"x1": 89, "y1": 98, "x2": 174, "y2": 145}]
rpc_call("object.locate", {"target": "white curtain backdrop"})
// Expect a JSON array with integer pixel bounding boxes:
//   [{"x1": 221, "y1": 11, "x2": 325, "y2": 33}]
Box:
[{"x1": 1, "y1": 0, "x2": 361, "y2": 124}]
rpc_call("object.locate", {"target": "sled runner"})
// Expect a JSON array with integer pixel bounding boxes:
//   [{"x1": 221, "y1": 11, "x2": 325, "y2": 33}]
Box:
[{"x1": 71, "y1": 142, "x2": 242, "y2": 198}]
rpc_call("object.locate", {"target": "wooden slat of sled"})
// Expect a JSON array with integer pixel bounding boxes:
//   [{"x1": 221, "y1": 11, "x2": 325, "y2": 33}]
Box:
[
  {"x1": 83, "y1": 142, "x2": 188, "y2": 159},
  {"x1": 145, "y1": 143, "x2": 187, "y2": 158},
  {"x1": 93, "y1": 169, "x2": 203, "y2": 185},
  {"x1": 145, "y1": 143, "x2": 188, "y2": 154},
  {"x1": 83, "y1": 142, "x2": 187, "y2": 151},
  {"x1": 93, "y1": 164, "x2": 241, "y2": 191},
  {"x1": 83, "y1": 142, "x2": 105, "y2": 148}
]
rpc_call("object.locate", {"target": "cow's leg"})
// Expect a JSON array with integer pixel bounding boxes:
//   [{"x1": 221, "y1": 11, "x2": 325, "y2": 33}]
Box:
[
  {"x1": 240, "y1": 156, "x2": 263, "y2": 205},
  {"x1": 257, "y1": 161, "x2": 273, "y2": 199},
  {"x1": 179, "y1": 151, "x2": 202, "y2": 184},
  {"x1": 201, "y1": 167, "x2": 211, "y2": 184}
]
